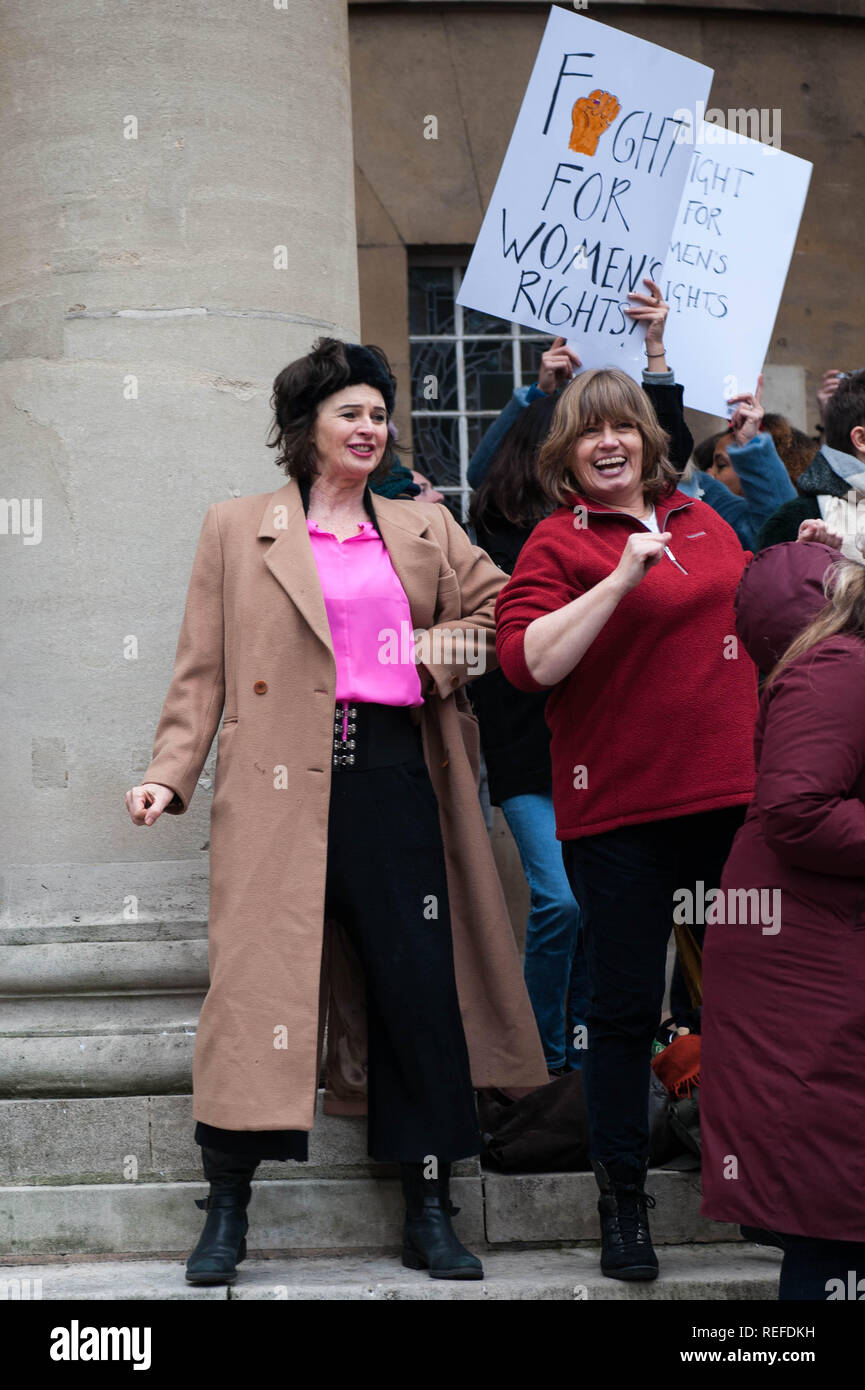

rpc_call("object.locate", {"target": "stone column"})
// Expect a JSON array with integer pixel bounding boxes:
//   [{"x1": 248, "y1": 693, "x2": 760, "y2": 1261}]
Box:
[{"x1": 0, "y1": 0, "x2": 360, "y2": 1097}]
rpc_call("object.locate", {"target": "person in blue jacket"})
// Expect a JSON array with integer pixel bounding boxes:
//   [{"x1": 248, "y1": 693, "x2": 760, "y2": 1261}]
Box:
[{"x1": 678, "y1": 376, "x2": 796, "y2": 548}]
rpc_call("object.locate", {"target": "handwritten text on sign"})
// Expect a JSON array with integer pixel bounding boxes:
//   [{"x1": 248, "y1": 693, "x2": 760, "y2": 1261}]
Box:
[
  {"x1": 660, "y1": 126, "x2": 812, "y2": 416},
  {"x1": 456, "y1": 7, "x2": 712, "y2": 375}
]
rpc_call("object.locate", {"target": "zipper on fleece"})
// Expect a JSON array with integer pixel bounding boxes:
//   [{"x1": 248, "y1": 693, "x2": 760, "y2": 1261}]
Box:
[
  {"x1": 571, "y1": 497, "x2": 693, "y2": 575},
  {"x1": 653, "y1": 501, "x2": 691, "y2": 575}
]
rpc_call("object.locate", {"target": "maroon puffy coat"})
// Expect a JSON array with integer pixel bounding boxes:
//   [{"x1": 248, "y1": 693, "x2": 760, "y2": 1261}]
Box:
[{"x1": 700, "y1": 542, "x2": 865, "y2": 1242}]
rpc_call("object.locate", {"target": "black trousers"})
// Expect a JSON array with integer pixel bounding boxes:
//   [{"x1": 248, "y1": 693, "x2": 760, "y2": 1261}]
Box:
[
  {"x1": 561, "y1": 805, "x2": 746, "y2": 1172},
  {"x1": 778, "y1": 1235, "x2": 865, "y2": 1300},
  {"x1": 195, "y1": 704, "x2": 480, "y2": 1165}
]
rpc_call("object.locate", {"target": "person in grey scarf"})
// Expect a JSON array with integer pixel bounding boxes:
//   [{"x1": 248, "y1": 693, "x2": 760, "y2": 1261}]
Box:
[{"x1": 756, "y1": 371, "x2": 865, "y2": 560}]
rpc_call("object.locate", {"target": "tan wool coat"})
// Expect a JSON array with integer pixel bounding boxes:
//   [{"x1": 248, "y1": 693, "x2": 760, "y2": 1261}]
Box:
[{"x1": 143, "y1": 477, "x2": 548, "y2": 1130}]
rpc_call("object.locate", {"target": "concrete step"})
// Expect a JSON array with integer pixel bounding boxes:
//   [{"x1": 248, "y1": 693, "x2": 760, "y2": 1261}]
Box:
[
  {"x1": 1, "y1": 1176, "x2": 476, "y2": 1258},
  {"x1": 0, "y1": 937, "x2": 207, "y2": 1096},
  {"x1": 0, "y1": 1246, "x2": 783, "y2": 1300},
  {"x1": 0, "y1": 1092, "x2": 477, "y2": 1183},
  {"x1": 0, "y1": 939, "x2": 209, "y2": 992},
  {"x1": 0, "y1": 1025, "x2": 199, "y2": 1098},
  {"x1": 3, "y1": 1097, "x2": 738, "y2": 1260},
  {"x1": 2, "y1": 1097, "x2": 734, "y2": 1255},
  {"x1": 2, "y1": 1169, "x2": 737, "y2": 1259},
  {"x1": 0, "y1": 1092, "x2": 711, "y2": 1193},
  {"x1": 0, "y1": 861, "x2": 210, "y2": 944}
]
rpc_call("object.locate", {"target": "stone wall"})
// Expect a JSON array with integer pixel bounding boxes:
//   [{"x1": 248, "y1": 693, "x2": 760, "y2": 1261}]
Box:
[
  {"x1": 0, "y1": 0, "x2": 362, "y2": 1098},
  {"x1": 350, "y1": 0, "x2": 865, "y2": 446}
]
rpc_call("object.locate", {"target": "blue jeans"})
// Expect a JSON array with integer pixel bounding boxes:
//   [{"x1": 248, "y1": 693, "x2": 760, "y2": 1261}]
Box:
[{"x1": 501, "y1": 793, "x2": 588, "y2": 1072}]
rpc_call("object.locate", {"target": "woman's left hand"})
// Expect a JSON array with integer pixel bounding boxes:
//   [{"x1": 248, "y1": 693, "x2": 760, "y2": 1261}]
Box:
[
  {"x1": 624, "y1": 277, "x2": 669, "y2": 359},
  {"x1": 797, "y1": 518, "x2": 843, "y2": 548}
]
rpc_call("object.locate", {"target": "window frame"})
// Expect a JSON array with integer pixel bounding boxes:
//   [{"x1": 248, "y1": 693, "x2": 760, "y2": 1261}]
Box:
[{"x1": 408, "y1": 254, "x2": 551, "y2": 521}]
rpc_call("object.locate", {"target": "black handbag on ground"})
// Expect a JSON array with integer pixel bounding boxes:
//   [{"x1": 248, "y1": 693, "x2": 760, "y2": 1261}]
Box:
[{"x1": 478, "y1": 1070, "x2": 684, "y2": 1174}]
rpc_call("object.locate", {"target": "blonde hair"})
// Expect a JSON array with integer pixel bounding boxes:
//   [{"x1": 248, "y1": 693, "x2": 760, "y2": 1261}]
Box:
[
  {"x1": 536, "y1": 367, "x2": 679, "y2": 506},
  {"x1": 766, "y1": 558, "x2": 865, "y2": 688}
]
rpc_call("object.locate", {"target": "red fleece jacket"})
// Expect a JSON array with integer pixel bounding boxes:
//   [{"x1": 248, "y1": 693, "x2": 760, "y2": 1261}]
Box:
[{"x1": 495, "y1": 489, "x2": 758, "y2": 840}]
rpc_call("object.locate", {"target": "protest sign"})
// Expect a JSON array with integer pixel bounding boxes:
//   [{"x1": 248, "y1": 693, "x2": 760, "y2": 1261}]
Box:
[
  {"x1": 660, "y1": 127, "x2": 812, "y2": 417},
  {"x1": 455, "y1": 7, "x2": 713, "y2": 378}
]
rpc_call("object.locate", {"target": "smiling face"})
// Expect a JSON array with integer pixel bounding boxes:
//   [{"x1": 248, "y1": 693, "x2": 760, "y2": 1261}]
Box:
[
  {"x1": 311, "y1": 384, "x2": 389, "y2": 483},
  {"x1": 570, "y1": 416, "x2": 646, "y2": 510}
]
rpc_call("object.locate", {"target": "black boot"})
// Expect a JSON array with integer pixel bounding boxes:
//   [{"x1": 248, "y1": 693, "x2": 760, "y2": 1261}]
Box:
[
  {"x1": 592, "y1": 1158, "x2": 658, "y2": 1281},
  {"x1": 400, "y1": 1161, "x2": 484, "y2": 1280},
  {"x1": 185, "y1": 1147, "x2": 258, "y2": 1286}
]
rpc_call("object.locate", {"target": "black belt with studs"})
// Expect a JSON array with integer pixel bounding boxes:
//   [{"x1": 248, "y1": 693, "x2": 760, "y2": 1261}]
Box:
[{"x1": 332, "y1": 701, "x2": 422, "y2": 772}]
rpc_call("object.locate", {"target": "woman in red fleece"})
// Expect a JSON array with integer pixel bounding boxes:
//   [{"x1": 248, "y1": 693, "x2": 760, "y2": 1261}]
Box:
[{"x1": 495, "y1": 366, "x2": 761, "y2": 1282}]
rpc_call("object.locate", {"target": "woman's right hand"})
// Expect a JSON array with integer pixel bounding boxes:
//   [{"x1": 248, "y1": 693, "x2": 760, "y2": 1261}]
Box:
[
  {"x1": 612, "y1": 531, "x2": 672, "y2": 595},
  {"x1": 728, "y1": 374, "x2": 764, "y2": 446},
  {"x1": 523, "y1": 529, "x2": 672, "y2": 686},
  {"x1": 125, "y1": 782, "x2": 177, "y2": 826}
]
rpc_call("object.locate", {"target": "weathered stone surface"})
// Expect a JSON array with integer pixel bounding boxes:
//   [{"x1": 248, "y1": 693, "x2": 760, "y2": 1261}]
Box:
[
  {"x1": 483, "y1": 1170, "x2": 739, "y2": 1246},
  {"x1": 0, "y1": 1033, "x2": 196, "y2": 1099},
  {"x1": 1, "y1": 0, "x2": 360, "y2": 877},
  {"x1": 0, "y1": 1094, "x2": 478, "y2": 1182},
  {"x1": 1, "y1": 1160, "x2": 742, "y2": 1259},
  {"x1": 0, "y1": 1245, "x2": 783, "y2": 1302},
  {"x1": 0, "y1": 1097, "x2": 152, "y2": 1184},
  {"x1": 0, "y1": 1178, "x2": 484, "y2": 1257},
  {"x1": 0, "y1": 864, "x2": 211, "y2": 944},
  {"x1": 351, "y1": 1, "x2": 865, "y2": 456},
  {"x1": 0, "y1": 940, "x2": 208, "y2": 993}
]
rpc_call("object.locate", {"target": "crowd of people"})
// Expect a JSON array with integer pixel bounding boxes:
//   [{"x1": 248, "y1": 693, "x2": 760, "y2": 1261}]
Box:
[{"x1": 127, "y1": 320, "x2": 865, "y2": 1301}]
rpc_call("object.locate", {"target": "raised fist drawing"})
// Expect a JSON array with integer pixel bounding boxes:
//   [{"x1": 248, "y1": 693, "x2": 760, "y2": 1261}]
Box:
[{"x1": 569, "y1": 89, "x2": 621, "y2": 156}]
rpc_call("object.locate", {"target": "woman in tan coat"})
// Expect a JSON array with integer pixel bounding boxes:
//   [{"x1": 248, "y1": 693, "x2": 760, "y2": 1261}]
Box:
[{"x1": 125, "y1": 337, "x2": 546, "y2": 1285}]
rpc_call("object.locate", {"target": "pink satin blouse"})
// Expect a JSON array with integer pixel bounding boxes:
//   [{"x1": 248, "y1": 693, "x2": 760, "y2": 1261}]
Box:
[{"x1": 306, "y1": 520, "x2": 423, "y2": 721}]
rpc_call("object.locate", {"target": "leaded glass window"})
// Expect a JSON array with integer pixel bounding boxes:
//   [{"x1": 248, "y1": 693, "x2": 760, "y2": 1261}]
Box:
[{"x1": 408, "y1": 258, "x2": 551, "y2": 521}]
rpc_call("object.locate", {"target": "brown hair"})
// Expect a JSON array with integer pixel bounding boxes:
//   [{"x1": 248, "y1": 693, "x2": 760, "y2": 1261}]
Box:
[
  {"x1": 469, "y1": 393, "x2": 556, "y2": 531},
  {"x1": 536, "y1": 368, "x2": 679, "y2": 506},
  {"x1": 761, "y1": 413, "x2": 818, "y2": 485},
  {"x1": 266, "y1": 336, "x2": 400, "y2": 482},
  {"x1": 766, "y1": 557, "x2": 865, "y2": 689}
]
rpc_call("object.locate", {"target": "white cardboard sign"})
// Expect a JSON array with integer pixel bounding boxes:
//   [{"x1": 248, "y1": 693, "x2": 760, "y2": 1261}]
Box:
[
  {"x1": 660, "y1": 127, "x2": 812, "y2": 417},
  {"x1": 455, "y1": 7, "x2": 713, "y2": 377}
]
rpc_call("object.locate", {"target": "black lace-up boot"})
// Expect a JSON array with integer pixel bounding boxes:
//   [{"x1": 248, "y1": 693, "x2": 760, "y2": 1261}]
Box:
[
  {"x1": 592, "y1": 1158, "x2": 659, "y2": 1281},
  {"x1": 185, "y1": 1147, "x2": 259, "y2": 1285},
  {"x1": 400, "y1": 1161, "x2": 484, "y2": 1280}
]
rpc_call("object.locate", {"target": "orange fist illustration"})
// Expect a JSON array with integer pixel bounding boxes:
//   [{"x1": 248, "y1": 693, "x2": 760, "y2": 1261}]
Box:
[{"x1": 569, "y1": 89, "x2": 621, "y2": 156}]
